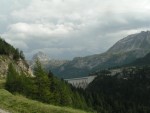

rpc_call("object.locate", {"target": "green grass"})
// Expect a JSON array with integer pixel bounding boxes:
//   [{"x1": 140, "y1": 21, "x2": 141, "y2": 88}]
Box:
[
  {"x1": 0, "y1": 81, "x2": 92, "y2": 113},
  {"x1": 0, "y1": 79, "x2": 5, "y2": 88}
]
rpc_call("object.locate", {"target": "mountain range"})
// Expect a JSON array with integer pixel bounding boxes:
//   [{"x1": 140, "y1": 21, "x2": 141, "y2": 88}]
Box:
[
  {"x1": 28, "y1": 31, "x2": 150, "y2": 78},
  {"x1": 49, "y1": 31, "x2": 150, "y2": 78}
]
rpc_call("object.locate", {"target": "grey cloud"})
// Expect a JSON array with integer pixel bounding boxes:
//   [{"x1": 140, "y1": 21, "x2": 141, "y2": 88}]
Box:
[{"x1": 1, "y1": 0, "x2": 150, "y2": 59}]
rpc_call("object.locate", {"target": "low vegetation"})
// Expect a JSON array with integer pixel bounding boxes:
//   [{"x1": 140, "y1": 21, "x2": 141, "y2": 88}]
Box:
[
  {"x1": 0, "y1": 89, "x2": 91, "y2": 113},
  {"x1": 0, "y1": 79, "x2": 5, "y2": 88}
]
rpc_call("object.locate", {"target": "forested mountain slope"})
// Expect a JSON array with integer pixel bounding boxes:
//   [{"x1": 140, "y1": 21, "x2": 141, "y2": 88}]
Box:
[
  {"x1": 85, "y1": 66, "x2": 150, "y2": 113},
  {"x1": 128, "y1": 52, "x2": 150, "y2": 66}
]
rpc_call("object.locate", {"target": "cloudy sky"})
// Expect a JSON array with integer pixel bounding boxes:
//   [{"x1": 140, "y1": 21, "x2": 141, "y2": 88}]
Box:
[{"x1": 1, "y1": 0, "x2": 150, "y2": 60}]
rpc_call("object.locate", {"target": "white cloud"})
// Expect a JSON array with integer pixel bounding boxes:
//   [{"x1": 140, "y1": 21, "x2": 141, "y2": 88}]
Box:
[
  {"x1": 1, "y1": 0, "x2": 150, "y2": 59},
  {"x1": 7, "y1": 22, "x2": 74, "y2": 37}
]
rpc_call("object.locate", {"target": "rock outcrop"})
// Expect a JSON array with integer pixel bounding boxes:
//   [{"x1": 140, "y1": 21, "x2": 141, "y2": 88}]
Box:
[{"x1": 0, "y1": 55, "x2": 32, "y2": 78}]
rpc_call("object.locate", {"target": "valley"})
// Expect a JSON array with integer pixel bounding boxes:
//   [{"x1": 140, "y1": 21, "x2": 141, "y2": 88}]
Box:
[
  {"x1": 0, "y1": 31, "x2": 150, "y2": 113},
  {"x1": 1, "y1": 1, "x2": 150, "y2": 113}
]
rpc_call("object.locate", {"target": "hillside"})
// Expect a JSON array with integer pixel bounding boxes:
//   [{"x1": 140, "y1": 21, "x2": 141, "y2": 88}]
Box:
[
  {"x1": 0, "y1": 89, "x2": 90, "y2": 113},
  {"x1": 0, "y1": 55, "x2": 32, "y2": 78},
  {"x1": 0, "y1": 37, "x2": 25, "y2": 60},
  {"x1": 129, "y1": 52, "x2": 150, "y2": 66},
  {"x1": 51, "y1": 31, "x2": 150, "y2": 78},
  {"x1": 0, "y1": 37, "x2": 31, "y2": 78},
  {"x1": 0, "y1": 38, "x2": 93, "y2": 113},
  {"x1": 0, "y1": 84, "x2": 90, "y2": 113},
  {"x1": 85, "y1": 66, "x2": 150, "y2": 113}
]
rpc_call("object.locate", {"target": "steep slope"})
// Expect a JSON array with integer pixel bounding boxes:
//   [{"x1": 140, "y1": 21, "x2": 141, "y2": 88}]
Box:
[
  {"x1": 108, "y1": 31, "x2": 150, "y2": 54},
  {"x1": 52, "y1": 31, "x2": 150, "y2": 78},
  {"x1": 0, "y1": 37, "x2": 31, "y2": 78},
  {"x1": 129, "y1": 52, "x2": 150, "y2": 66},
  {"x1": 86, "y1": 66, "x2": 150, "y2": 113}
]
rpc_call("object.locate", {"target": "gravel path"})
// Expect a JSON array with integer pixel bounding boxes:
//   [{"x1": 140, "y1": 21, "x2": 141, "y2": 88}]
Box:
[{"x1": 0, "y1": 109, "x2": 10, "y2": 113}]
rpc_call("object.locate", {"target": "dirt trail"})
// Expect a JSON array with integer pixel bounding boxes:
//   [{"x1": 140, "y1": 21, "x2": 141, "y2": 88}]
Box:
[{"x1": 0, "y1": 109, "x2": 10, "y2": 113}]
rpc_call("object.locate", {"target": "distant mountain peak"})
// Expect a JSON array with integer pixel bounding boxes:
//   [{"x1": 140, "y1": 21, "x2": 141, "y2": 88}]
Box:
[{"x1": 32, "y1": 51, "x2": 50, "y2": 62}]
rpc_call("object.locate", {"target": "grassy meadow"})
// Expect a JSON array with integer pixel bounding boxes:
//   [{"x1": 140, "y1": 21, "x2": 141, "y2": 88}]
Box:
[{"x1": 0, "y1": 80, "x2": 92, "y2": 113}]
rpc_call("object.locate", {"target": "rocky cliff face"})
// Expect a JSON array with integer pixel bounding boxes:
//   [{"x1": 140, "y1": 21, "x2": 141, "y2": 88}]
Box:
[
  {"x1": 0, "y1": 56, "x2": 11, "y2": 78},
  {"x1": 0, "y1": 37, "x2": 32, "y2": 78},
  {"x1": 0, "y1": 55, "x2": 32, "y2": 78},
  {"x1": 52, "y1": 31, "x2": 150, "y2": 78}
]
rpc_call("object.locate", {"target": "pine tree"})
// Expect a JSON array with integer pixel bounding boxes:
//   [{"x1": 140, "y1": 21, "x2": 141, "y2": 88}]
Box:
[
  {"x1": 5, "y1": 63, "x2": 20, "y2": 92},
  {"x1": 59, "y1": 81, "x2": 72, "y2": 106},
  {"x1": 33, "y1": 60, "x2": 51, "y2": 103},
  {"x1": 19, "y1": 50, "x2": 25, "y2": 60}
]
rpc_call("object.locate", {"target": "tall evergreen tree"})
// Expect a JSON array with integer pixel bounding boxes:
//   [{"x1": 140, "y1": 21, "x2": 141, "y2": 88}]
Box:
[
  {"x1": 5, "y1": 63, "x2": 20, "y2": 92},
  {"x1": 33, "y1": 60, "x2": 51, "y2": 103}
]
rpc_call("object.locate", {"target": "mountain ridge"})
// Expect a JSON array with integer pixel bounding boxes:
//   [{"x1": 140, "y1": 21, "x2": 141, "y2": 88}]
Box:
[
  {"x1": 51, "y1": 31, "x2": 150, "y2": 78},
  {"x1": 107, "y1": 31, "x2": 150, "y2": 53}
]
